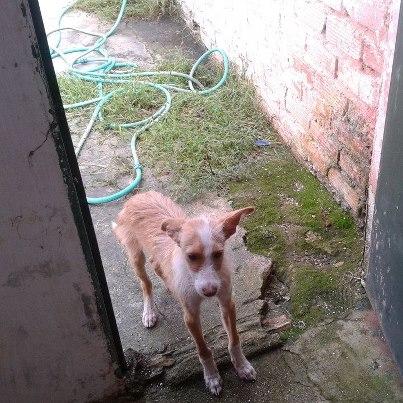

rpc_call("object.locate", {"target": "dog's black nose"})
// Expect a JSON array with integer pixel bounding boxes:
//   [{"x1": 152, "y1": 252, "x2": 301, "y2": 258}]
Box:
[{"x1": 202, "y1": 286, "x2": 218, "y2": 297}]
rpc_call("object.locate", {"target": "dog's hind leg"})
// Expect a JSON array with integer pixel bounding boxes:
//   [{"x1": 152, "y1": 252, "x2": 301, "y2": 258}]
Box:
[{"x1": 126, "y1": 239, "x2": 157, "y2": 328}]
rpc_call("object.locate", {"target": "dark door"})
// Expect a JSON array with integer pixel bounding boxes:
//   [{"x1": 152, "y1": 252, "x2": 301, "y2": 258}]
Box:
[{"x1": 367, "y1": 2, "x2": 403, "y2": 374}]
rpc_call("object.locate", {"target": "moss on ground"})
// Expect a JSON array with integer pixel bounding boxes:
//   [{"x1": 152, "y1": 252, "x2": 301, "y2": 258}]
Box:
[
  {"x1": 73, "y1": 0, "x2": 177, "y2": 21},
  {"x1": 335, "y1": 370, "x2": 397, "y2": 402},
  {"x1": 315, "y1": 326, "x2": 399, "y2": 402},
  {"x1": 292, "y1": 322, "x2": 402, "y2": 402},
  {"x1": 229, "y1": 147, "x2": 363, "y2": 330},
  {"x1": 291, "y1": 267, "x2": 346, "y2": 324}
]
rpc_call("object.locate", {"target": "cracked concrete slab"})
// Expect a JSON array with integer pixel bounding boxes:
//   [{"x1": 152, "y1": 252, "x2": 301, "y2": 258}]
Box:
[
  {"x1": 285, "y1": 310, "x2": 403, "y2": 402},
  {"x1": 39, "y1": 0, "x2": 203, "y2": 74},
  {"x1": 142, "y1": 311, "x2": 403, "y2": 402}
]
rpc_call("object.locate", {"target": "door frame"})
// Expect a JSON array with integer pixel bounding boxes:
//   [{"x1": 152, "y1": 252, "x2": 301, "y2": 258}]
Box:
[{"x1": 27, "y1": 0, "x2": 126, "y2": 371}]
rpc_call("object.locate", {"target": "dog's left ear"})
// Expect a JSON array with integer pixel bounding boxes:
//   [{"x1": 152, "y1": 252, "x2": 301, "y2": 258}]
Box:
[
  {"x1": 217, "y1": 207, "x2": 255, "y2": 239},
  {"x1": 161, "y1": 218, "x2": 185, "y2": 244}
]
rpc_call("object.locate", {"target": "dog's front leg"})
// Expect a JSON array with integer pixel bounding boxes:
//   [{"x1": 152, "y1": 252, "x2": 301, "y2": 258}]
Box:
[
  {"x1": 183, "y1": 304, "x2": 222, "y2": 395},
  {"x1": 219, "y1": 295, "x2": 256, "y2": 381}
]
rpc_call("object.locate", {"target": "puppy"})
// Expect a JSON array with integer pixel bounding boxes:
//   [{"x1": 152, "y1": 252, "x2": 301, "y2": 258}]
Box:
[{"x1": 113, "y1": 191, "x2": 256, "y2": 395}]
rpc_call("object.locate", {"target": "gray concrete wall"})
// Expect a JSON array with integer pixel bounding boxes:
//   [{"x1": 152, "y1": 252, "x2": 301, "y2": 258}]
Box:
[{"x1": 0, "y1": 1, "x2": 122, "y2": 401}]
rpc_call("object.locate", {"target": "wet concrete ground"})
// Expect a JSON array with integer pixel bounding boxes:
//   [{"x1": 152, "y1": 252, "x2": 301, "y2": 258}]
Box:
[{"x1": 38, "y1": 1, "x2": 403, "y2": 401}]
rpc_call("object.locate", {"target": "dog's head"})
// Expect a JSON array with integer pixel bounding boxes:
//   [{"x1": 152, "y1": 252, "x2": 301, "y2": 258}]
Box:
[{"x1": 161, "y1": 207, "x2": 255, "y2": 297}]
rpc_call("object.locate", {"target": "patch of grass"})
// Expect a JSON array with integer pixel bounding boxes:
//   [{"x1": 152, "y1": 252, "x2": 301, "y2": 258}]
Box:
[
  {"x1": 103, "y1": 83, "x2": 166, "y2": 124},
  {"x1": 57, "y1": 54, "x2": 273, "y2": 200},
  {"x1": 58, "y1": 75, "x2": 98, "y2": 103},
  {"x1": 74, "y1": 0, "x2": 177, "y2": 21},
  {"x1": 138, "y1": 57, "x2": 273, "y2": 200},
  {"x1": 58, "y1": 75, "x2": 167, "y2": 130},
  {"x1": 57, "y1": 75, "x2": 98, "y2": 123}
]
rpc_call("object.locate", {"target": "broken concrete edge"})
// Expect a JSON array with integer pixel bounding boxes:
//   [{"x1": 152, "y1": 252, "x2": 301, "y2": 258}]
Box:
[
  {"x1": 119, "y1": 324, "x2": 283, "y2": 396},
  {"x1": 261, "y1": 314, "x2": 292, "y2": 332},
  {"x1": 117, "y1": 270, "x2": 294, "y2": 396},
  {"x1": 118, "y1": 305, "x2": 369, "y2": 399}
]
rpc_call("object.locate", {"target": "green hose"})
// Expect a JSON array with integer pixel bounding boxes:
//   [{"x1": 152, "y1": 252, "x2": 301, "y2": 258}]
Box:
[{"x1": 48, "y1": 0, "x2": 229, "y2": 204}]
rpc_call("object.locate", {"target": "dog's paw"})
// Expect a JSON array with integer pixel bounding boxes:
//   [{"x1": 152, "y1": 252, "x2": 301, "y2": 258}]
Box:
[
  {"x1": 204, "y1": 373, "x2": 222, "y2": 396},
  {"x1": 142, "y1": 307, "x2": 157, "y2": 328},
  {"x1": 235, "y1": 360, "x2": 256, "y2": 381}
]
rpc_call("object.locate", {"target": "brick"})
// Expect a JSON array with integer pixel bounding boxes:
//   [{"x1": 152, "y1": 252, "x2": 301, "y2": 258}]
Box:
[
  {"x1": 335, "y1": 122, "x2": 372, "y2": 160},
  {"x1": 294, "y1": 58, "x2": 345, "y2": 111},
  {"x1": 293, "y1": 57, "x2": 315, "y2": 85},
  {"x1": 304, "y1": 36, "x2": 338, "y2": 77},
  {"x1": 339, "y1": 150, "x2": 369, "y2": 187},
  {"x1": 343, "y1": 0, "x2": 388, "y2": 32},
  {"x1": 294, "y1": 0, "x2": 327, "y2": 33},
  {"x1": 326, "y1": 14, "x2": 363, "y2": 59},
  {"x1": 284, "y1": 83, "x2": 316, "y2": 130},
  {"x1": 286, "y1": 22, "x2": 308, "y2": 52},
  {"x1": 362, "y1": 39, "x2": 384, "y2": 73},
  {"x1": 303, "y1": 138, "x2": 334, "y2": 175},
  {"x1": 337, "y1": 58, "x2": 381, "y2": 107},
  {"x1": 353, "y1": 101, "x2": 377, "y2": 125},
  {"x1": 321, "y1": 0, "x2": 343, "y2": 11},
  {"x1": 276, "y1": 110, "x2": 306, "y2": 145},
  {"x1": 309, "y1": 120, "x2": 341, "y2": 160},
  {"x1": 311, "y1": 71, "x2": 348, "y2": 115},
  {"x1": 328, "y1": 168, "x2": 362, "y2": 213},
  {"x1": 286, "y1": 97, "x2": 313, "y2": 131}
]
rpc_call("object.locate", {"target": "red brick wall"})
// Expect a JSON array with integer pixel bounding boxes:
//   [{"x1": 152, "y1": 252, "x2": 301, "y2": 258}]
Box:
[
  {"x1": 287, "y1": 0, "x2": 392, "y2": 216},
  {"x1": 180, "y1": 0, "x2": 397, "y2": 217}
]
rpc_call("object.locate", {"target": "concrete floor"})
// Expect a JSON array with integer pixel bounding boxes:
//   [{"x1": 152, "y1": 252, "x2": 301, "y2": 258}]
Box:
[
  {"x1": 38, "y1": 1, "x2": 403, "y2": 401},
  {"x1": 141, "y1": 310, "x2": 403, "y2": 402}
]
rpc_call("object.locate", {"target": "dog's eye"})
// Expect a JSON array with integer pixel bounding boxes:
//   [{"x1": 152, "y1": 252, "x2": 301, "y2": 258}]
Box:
[
  {"x1": 212, "y1": 251, "x2": 223, "y2": 259},
  {"x1": 187, "y1": 253, "x2": 198, "y2": 261}
]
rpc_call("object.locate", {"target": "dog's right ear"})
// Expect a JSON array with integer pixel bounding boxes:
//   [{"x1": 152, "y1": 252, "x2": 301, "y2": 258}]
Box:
[
  {"x1": 216, "y1": 207, "x2": 255, "y2": 239},
  {"x1": 161, "y1": 218, "x2": 185, "y2": 244}
]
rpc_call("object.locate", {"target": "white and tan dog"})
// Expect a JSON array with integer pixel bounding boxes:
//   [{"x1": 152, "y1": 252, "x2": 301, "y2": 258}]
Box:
[{"x1": 113, "y1": 191, "x2": 256, "y2": 395}]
